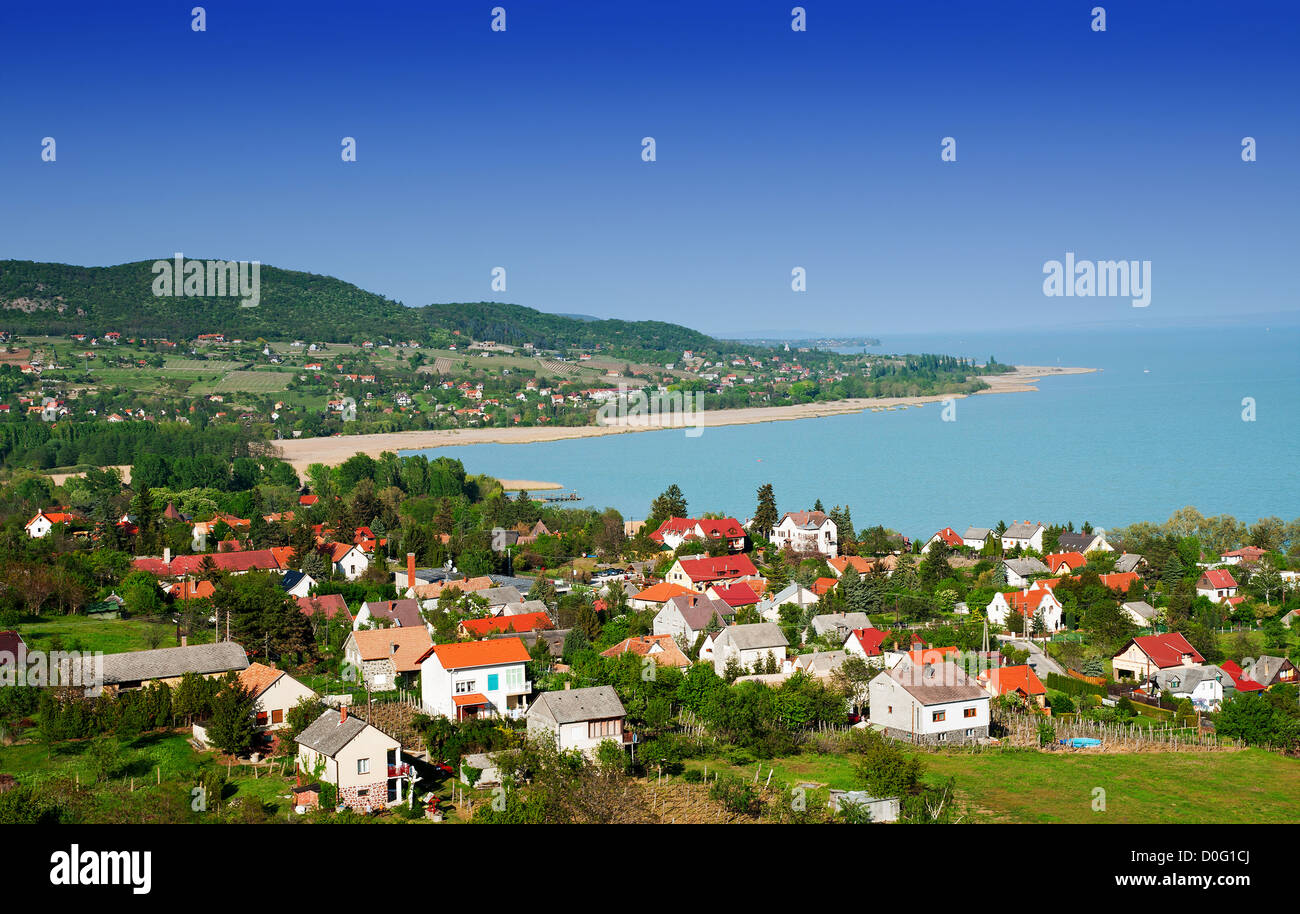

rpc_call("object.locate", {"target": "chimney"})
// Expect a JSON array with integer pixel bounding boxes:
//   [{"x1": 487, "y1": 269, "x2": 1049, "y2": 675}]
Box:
[
  {"x1": 340, "y1": 705, "x2": 348, "y2": 723},
  {"x1": 407, "y1": 552, "x2": 416, "y2": 590},
  {"x1": 163, "y1": 546, "x2": 171, "y2": 565}
]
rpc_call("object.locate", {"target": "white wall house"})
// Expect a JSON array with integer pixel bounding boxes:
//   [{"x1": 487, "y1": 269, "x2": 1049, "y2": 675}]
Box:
[
  {"x1": 238, "y1": 663, "x2": 318, "y2": 730},
  {"x1": 869, "y1": 659, "x2": 990, "y2": 745},
  {"x1": 420, "y1": 638, "x2": 533, "y2": 721},
  {"x1": 985, "y1": 589, "x2": 1064, "y2": 633},
  {"x1": 331, "y1": 544, "x2": 371, "y2": 581},
  {"x1": 25, "y1": 509, "x2": 75, "y2": 538},
  {"x1": 1000, "y1": 522, "x2": 1045, "y2": 552},
  {"x1": 1195, "y1": 569, "x2": 1238, "y2": 604},
  {"x1": 526, "y1": 685, "x2": 627, "y2": 756},
  {"x1": 772, "y1": 511, "x2": 838, "y2": 557},
  {"x1": 296, "y1": 707, "x2": 408, "y2": 811},
  {"x1": 711, "y1": 623, "x2": 789, "y2": 675}
]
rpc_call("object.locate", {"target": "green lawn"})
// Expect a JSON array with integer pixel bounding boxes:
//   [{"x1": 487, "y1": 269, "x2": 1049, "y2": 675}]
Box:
[
  {"x1": 685, "y1": 746, "x2": 1300, "y2": 823},
  {"x1": 16, "y1": 615, "x2": 214, "y2": 655}
]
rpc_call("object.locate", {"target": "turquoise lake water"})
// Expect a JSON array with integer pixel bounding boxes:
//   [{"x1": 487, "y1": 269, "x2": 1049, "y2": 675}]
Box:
[{"x1": 407, "y1": 325, "x2": 1300, "y2": 537}]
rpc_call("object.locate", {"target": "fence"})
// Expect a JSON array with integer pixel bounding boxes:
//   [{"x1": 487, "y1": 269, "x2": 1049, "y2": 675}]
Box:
[{"x1": 990, "y1": 708, "x2": 1240, "y2": 751}]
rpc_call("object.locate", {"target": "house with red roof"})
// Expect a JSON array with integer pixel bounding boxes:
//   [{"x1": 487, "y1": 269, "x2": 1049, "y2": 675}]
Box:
[
  {"x1": 601, "y1": 634, "x2": 691, "y2": 668},
  {"x1": 1219, "y1": 546, "x2": 1266, "y2": 566},
  {"x1": 419, "y1": 637, "x2": 533, "y2": 721},
  {"x1": 297, "y1": 593, "x2": 352, "y2": 624},
  {"x1": 628, "y1": 581, "x2": 695, "y2": 611},
  {"x1": 844, "y1": 627, "x2": 889, "y2": 660},
  {"x1": 979, "y1": 664, "x2": 1047, "y2": 708},
  {"x1": 665, "y1": 554, "x2": 760, "y2": 593},
  {"x1": 1220, "y1": 660, "x2": 1267, "y2": 693},
  {"x1": 1044, "y1": 551, "x2": 1087, "y2": 574},
  {"x1": 1111, "y1": 632, "x2": 1204, "y2": 682},
  {"x1": 985, "y1": 588, "x2": 1064, "y2": 633},
  {"x1": 25, "y1": 508, "x2": 80, "y2": 539},
  {"x1": 1196, "y1": 569, "x2": 1238, "y2": 603},
  {"x1": 649, "y1": 516, "x2": 747, "y2": 552},
  {"x1": 458, "y1": 612, "x2": 553, "y2": 639},
  {"x1": 706, "y1": 581, "x2": 760, "y2": 609},
  {"x1": 921, "y1": 527, "x2": 964, "y2": 553}
]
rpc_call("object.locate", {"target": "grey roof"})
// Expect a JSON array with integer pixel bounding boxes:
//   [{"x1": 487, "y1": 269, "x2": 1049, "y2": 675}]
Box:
[
  {"x1": 1003, "y1": 522, "x2": 1043, "y2": 540},
  {"x1": 1245, "y1": 656, "x2": 1293, "y2": 686},
  {"x1": 489, "y1": 574, "x2": 537, "y2": 591},
  {"x1": 1057, "y1": 532, "x2": 1098, "y2": 552},
  {"x1": 962, "y1": 527, "x2": 992, "y2": 541},
  {"x1": 98, "y1": 641, "x2": 248, "y2": 685},
  {"x1": 295, "y1": 708, "x2": 386, "y2": 757},
  {"x1": 810, "y1": 612, "x2": 872, "y2": 638},
  {"x1": 793, "y1": 650, "x2": 847, "y2": 675},
  {"x1": 1003, "y1": 558, "x2": 1049, "y2": 576},
  {"x1": 664, "y1": 594, "x2": 733, "y2": 631},
  {"x1": 500, "y1": 599, "x2": 550, "y2": 617},
  {"x1": 528, "y1": 685, "x2": 625, "y2": 725},
  {"x1": 1151, "y1": 664, "x2": 1229, "y2": 693},
  {"x1": 490, "y1": 627, "x2": 568, "y2": 657},
  {"x1": 1113, "y1": 553, "x2": 1144, "y2": 573},
  {"x1": 715, "y1": 622, "x2": 788, "y2": 652},
  {"x1": 480, "y1": 586, "x2": 523, "y2": 607},
  {"x1": 883, "y1": 658, "x2": 987, "y2": 706},
  {"x1": 1122, "y1": 600, "x2": 1157, "y2": 621}
]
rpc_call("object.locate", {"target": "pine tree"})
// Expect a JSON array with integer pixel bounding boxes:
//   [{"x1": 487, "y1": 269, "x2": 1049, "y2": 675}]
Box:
[{"x1": 753, "y1": 484, "x2": 778, "y2": 540}]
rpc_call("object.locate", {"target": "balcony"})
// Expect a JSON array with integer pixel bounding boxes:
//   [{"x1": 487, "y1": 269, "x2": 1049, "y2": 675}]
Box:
[{"x1": 504, "y1": 680, "x2": 532, "y2": 695}]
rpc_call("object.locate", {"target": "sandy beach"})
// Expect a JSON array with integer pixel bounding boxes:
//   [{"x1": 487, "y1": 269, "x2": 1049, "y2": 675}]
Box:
[{"x1": 271, "y1": 365, "x2": 1096, "y2": 476}]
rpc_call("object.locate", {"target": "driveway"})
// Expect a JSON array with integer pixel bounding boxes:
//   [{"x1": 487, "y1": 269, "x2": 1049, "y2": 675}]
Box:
[{"x1": 996, "y1": 635, "x2": 1065, "y2": 678}]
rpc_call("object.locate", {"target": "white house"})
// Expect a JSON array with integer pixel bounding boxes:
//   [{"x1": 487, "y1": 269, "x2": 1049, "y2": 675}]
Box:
[
  {"x1": 711, "y1": 623, "x2": 789, "y2": 676},
  {"x1": 25, "y1": 509, "x2": 76, "y2": 539},
  {"x1": 868, "y1": 658, "x2": 990, "y2": 745},
  {"x1": 961, "y1": 527, "x2": 994, "y2": 550},
  {"x1": 526, "y1": 685, "x2": 627, "y2": 756},
  {"x1": 237, "y1": 662, "x2": 318, "y2": 730},
  {"x1": 1195, "y1": 569, "x2": 1238, "y2": 604},
  {"x1": 772, "y1": 511, "x2": 838, "y2": 557},
  {"x1": 329, "y1": 543, "x2": 371, "y2": 581},
  {"x1": 985, "y1": 589, "x2": 1064, "y2": 633},
  {"x1": 1111, "y1": 632, "x2": 1204, "y2": 683},
  {"x1": 1000, "y1": 521, "x2": 1045, "y2": 552},
  {"x1": 921, "y1": 528, "x2": 963, "y2": 554},
  {"x1": 420, "y1": 637, "x2": 532, "y2": 721},
  {"x1": 1121, "y1": 601, "x2": 1159, "y2": 627},
  {"x1": 1002, "y1": 558, "x2": 1049, "y2": 588},
  {"x1": 296, "y1": 707, "x2": 408, "y2": 811},
  {"x1": 652, "y1": 594, "x2": 732, "y2": 644},
  {"x1": 756, "y1": 582, "x2": 819, "y2": 623}
]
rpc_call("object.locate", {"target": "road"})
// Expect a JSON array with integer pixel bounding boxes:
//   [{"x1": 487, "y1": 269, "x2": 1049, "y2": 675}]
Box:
[{"x1": 999, "y1": 636, "x2": 1065, "y2": 678}]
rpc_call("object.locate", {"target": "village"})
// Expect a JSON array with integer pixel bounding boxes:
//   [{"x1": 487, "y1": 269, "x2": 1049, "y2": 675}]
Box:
[{"x1": 2, "y1": 460, "x2": 1299, "y2": 825}]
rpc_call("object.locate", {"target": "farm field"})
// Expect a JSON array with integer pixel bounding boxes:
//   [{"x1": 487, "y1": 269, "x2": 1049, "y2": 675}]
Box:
[
  {"x1": 15, "y1": 615, "x2": 214, "y2": 656},
  {"x1": 191, "y1": 370, "x2": 294, "y2": 394},
  {"x1": 686, "y1": 747, "x2": 1300, "y2": 823}
]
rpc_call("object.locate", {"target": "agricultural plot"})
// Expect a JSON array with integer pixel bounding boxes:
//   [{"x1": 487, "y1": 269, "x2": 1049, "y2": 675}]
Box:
[
  {"x1": 191, "y1": 370, "x2": 293, "y2": 394},
  {"x1": 161, "y1": 357, "x2": 245, "y2": 372}
]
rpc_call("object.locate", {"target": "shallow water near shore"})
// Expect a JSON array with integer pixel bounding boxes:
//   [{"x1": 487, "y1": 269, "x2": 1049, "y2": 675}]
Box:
[{"x1": 409, "y1": 325, "x2": 1300, "y2": 535}]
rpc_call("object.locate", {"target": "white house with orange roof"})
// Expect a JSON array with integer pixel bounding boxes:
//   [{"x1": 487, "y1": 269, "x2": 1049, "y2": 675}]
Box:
[
  {"x1": 419, "y1": 637, "x2": 533, "y2": 721},
  {"x1": 238, "y1": 662, "x2": 319, "y2": 730},
  {"x1": 1196, "y1": 569, "x2": 1239, "y2": 603},
  {"x1": 985, "y1": 588, "x2": 1064, "y2": 633},
  {"x1": 25, "y1": 508, "x2": 79, "y2": 538},
  {"x1": 921, "y1": 527, "x2": 964, "y2": 554}
]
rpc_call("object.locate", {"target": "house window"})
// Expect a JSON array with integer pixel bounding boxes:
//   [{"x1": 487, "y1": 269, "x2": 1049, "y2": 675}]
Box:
[
  {"x1": 271, "y1": 709, "x2": 284, "y2": 724},
  {"x1": 455, "y1": 679, "x2": 477, "y2": 694},
  {"x1": 964, "y1": 708, "x2": 976, "y2": 718},
  {"x1": 936, "y1": 732, "x2": 947, "y2": 741},
  {"x1": 932, "y1": 710, "x2": 946, "y2": 722},
  {"x1": 965, "y1": 729, "x2": 974, "y2": 738},
  {"x1": 357, "y1": 758, "x2": 370, "y2": 775},
  {"x1": 588, "y1": 718, "x2": 621, "y2": 739}
]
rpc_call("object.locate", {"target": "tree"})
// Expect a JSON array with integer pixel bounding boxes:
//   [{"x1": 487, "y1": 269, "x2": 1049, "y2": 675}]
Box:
[
  {"x1": 206, "y1": 680, "x2": 257, "y2": 756},
  {"x1": 752, "y1": 483, "x2": 778, "y2": 540},
  {"x1": 848, "y1": 728, "x2": 924, "y2": 798},
  {"x1": 647, "y1": 484, "x2": 688, "y2": 530}
]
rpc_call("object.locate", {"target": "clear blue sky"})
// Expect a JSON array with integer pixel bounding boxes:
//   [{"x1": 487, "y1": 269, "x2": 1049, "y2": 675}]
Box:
[{"x1": 3, "y1": 0, "x2": 1296, "y2": 335}]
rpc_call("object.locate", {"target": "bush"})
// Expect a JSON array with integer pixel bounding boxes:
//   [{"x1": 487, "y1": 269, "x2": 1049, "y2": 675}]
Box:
[
  {"x1": 682, "y1": 769, "x2": 704, "y2": 783},
  {"x1": 709, "y1": 776, "x2": 764, "y2": 817}
]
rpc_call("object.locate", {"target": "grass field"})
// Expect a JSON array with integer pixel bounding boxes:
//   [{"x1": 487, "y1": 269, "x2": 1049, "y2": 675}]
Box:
[
  {"x1": 686, "y1": 746, "x2": 1300, "y2": 823},
  {"x1": 191, "y1": 370, "x2": 293, "y2": 394},
  {"x1": 15, "y1": 615, "x2": 213, "y2": 655}
]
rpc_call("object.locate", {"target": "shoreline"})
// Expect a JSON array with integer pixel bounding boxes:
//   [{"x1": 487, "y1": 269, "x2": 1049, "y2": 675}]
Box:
[{"x1": 271, "y1": 365, "x2": 1096, "y2": 476}]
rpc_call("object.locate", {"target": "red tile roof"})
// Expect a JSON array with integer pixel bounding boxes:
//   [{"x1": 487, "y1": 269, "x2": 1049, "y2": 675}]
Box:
[
  {"x1": 1199, "y1": 569, "x2": 1238, "y2": 590},
  {"x1": 459, "y1": 612, "x2": 553, "y2": 637},
  {"x1": 983, "y1": 664, "x2": 1046, "y2": 697},
  {"x1": 237, "y1": 662, "x2": 285, "y2": 698},
  {"x1": 1130, "y1": 632, "x2": 1204, "y2": 669},
  {"x1": 708, "y1": 581, "x2": 760, "y2": 607},
  {"x1": 1044, "y1": 551, "x2": 1087, "y2": 573},
  {"x1": 1221, "y1": 660, "x2": 1267, "y2": 692},
  {"x1": 1099, "y1": 572, "x2": 1141, "y2": 593},
  {"x1": 676, "y1": 554, "x2": 758, "y2": 584},
  {"x1": 847, "y1": 627, "x2": 888, "y2": 656},
  {"x1": 930, "y1": 527, "x2": 963, "y2": 547},
  {"x1": 812, "y1": 576, "x2": 838, "y2": 596},
  {"x1": 297, "y1": 593, "x2": 351, "y2": 621}
]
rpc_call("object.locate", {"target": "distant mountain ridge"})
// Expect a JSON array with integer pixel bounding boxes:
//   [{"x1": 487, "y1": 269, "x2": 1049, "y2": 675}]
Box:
[{"x1": 0, "y1": 259, "x2": 733, "y2": 354}]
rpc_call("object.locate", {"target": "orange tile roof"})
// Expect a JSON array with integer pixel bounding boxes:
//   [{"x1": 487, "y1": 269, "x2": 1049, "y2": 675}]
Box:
[
  {"x1": 631, "y1": 582, "x2": 694, "y2": 604},
  {"x1": 349, "y1": 627, "x2": 434, "y2": 672},
  {"x1": 452, "y1": 692, "x2": 490, "y2": 707},
  {"x1": 1044, "y1": 551, "x2": 1087, "y2": 573},
  {"x1": 906, "y1": 646, "x2": 959, "y2": 665},
  {"x1": 423, "y1": 637, "x2": 531, "y2": 670},
  {"x1": 459, "y1": 612, "x2": 553, "y2": 637},
  {"x1": 812, "y1": 576, "x2": 838, "y2": 596},
  {"x1": 237, "y1": 662, "x2": 285, "y2": 698},
  {"x1": 983, "y1": 664, "x2": 1045, "y2": 697},
  {"x1": 168, "y1": 580, "x2": 215, "y2": 600},
  {"x1": 600, "y1": 634, "x2": 690, "y2": 667}
]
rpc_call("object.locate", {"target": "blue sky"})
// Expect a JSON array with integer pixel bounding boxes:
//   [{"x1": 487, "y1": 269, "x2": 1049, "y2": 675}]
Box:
[{"x1": 2, "y1": 1, "x2": 1296, "y2": 335}]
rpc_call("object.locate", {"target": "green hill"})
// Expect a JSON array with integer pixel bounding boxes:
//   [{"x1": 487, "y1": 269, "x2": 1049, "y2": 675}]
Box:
[{"x1": 0, "y1": 259, "x2": 736, "y2": 356}]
